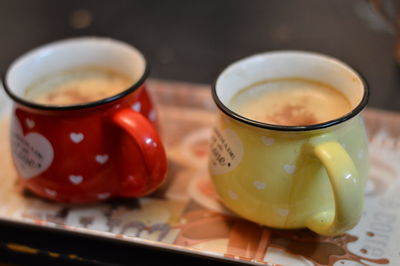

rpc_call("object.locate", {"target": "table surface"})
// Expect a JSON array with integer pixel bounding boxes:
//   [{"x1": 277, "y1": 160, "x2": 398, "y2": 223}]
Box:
[{"x1": 0, "y1": 1, "x2": 399, "y2": 265}]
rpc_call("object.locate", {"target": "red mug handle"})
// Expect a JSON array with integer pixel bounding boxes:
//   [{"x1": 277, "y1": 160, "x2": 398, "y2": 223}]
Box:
[{"x1": 112, "y1": 108, "x2": 167, "y2": 197}]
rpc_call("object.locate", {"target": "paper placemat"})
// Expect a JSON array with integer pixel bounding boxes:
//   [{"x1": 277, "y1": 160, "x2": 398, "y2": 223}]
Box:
[{"x1": 0, "y1": 79, "x2": 398, "y2": 265}]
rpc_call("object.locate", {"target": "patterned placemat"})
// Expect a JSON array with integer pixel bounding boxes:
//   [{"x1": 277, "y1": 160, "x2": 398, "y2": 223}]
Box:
[{"x1": 0, "y1": 79, "x2": 399, "y2": 265}]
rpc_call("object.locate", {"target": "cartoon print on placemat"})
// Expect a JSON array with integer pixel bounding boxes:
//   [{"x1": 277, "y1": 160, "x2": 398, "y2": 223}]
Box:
[
  {"x1": 179, "y1": 127, "x2": 212, "y2": 168},
  {"x1": 174, "y1": 201, "x2": 390, "y2": 266},
  {"x1": 21, "y1": 193, "x2": 186, "y2": 244}
]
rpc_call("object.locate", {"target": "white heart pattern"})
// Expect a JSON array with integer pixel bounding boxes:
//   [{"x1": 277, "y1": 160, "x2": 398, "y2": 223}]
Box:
[
  {"x1": 95, "y1": 154, "x2": 109, "y2": 164},
  {"x1": 149, "y1": 110, "x2": 156, "y2": 121},
  {"x1": 228, "y1": 190, "x2": 238, "y2": 200},
  {"x1": 358, "y1": 151, "x2": 365, "y2": 160},
  {"x1": 253, "y1": 181, "x2": 266, "y2": 190},
  {"x1": 131, "y1": 102, "x2": 141, "y2": 112},
  {"x1": 98, "y1": 193, "x2": 111, "y2": 200},
  {"x1": 69, "y1": 175, "x2": 83, "y2": 185},
  {"x1": 11, "y1": 117, "x2": 54, "y2": 179},
  {"x1": 70, "y1": 132, "x2": 84, "y2": 143},
  {"x1": 45, "y1": 188, "x2": 57, "y2": 197},
  {"x1": 261, "y1": 136, "x2": 275, "y2": 146},
  {"x1": 276, "y1": 208, "x2": 289, "y2": 216},
  {"x1": 284, "y1": 164, "x2": 296, "y2": 174},
  {"x1": 25, "y1": 118, "x2": 35, "y2": 129}
]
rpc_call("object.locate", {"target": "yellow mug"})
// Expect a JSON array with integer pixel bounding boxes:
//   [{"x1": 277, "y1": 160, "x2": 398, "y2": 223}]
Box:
[{"x1": 209, "y1": 51, "x2": 369, "y2": 236}]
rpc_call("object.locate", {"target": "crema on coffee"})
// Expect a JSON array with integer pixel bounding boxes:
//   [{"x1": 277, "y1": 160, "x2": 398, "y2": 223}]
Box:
[
  {"x1": 228, "y1": 78, "x2": 352, "y2": 126},
  {"x1": 24, "y1": 67, "x2": 133, "y2": 106}
]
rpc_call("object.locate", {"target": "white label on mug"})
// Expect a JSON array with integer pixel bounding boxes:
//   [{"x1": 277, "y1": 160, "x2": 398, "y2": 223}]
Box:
[
  {"x1": 10, "y1": 116, "x2": 54, "y2": 179},
  {"x1": 210, "y1": 128, "x2": 243, "y2": 175}
]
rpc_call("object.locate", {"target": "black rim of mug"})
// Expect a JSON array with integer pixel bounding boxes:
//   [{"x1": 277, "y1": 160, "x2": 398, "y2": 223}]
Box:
[
  {"x1": 1, "y1": 38, "x2": 150, "y2": 111},
  {"x1": 211, "y1": 53, "x2": 370, "y2": 132}
]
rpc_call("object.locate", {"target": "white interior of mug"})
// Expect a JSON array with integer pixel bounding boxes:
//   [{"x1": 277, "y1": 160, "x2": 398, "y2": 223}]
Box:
[
  {"x1": 5, "y1": 37, "x2": 146, "y2": 100},
  {"x1": 215, "y1": 51, "x2": 364, "y2": 110}
]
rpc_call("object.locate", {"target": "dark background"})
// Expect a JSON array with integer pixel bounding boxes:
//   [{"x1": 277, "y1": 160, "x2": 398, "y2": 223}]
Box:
[
  {"x1": 0, "y1": 0, "x2": 399, "y2": 111},
  {"x1": 0, "y1": 0, "x2": 398, "y2": 265}
]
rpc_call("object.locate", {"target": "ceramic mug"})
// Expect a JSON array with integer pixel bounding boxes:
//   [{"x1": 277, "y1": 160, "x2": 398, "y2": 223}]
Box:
[
  {"x1": 3, "y1": 37, "x2": 167, "y2": 203},
  {"x1": 209, "y1": 51, "x2": 369, "y2": 236}
]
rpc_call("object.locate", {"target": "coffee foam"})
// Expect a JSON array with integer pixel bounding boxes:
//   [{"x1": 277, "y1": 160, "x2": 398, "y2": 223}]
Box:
[
  {"x1": 24, "y1": 66, "x2": 133, "y2": 106},
  {"x1": 228, "y1": 78, "x2": 352, "y2": 126}
]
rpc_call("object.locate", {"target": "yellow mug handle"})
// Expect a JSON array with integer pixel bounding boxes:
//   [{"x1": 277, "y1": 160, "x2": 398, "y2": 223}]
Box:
[{"x1": 306, "y1": 134, "x2": 363, "y2": 236}]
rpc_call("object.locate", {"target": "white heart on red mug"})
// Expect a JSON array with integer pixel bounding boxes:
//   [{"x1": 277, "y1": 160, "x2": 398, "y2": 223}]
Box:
[
  {"x1": 70, "y1": 132, "x2": 84, "y2": 143},
  {"x1": 69, "y1": 175, "x2": 83, "y2": 185},
  {"x1": 149, "y1": 110, "x2": 156, "y2": 121},
  {"x1": 97, "y1": 192, "x2": 111, "y2": 199},
  {"x1": 131, "y1": 102, "x2": 141, "y2": 112},
  {"x1": 25, "y1": 118, "x2": 35, "y2": 129},
  {"x1": 95, "y1": 154, "x2": 109, "y2": 164},
  {"x1": 10, "y1": 117, "x2": 54, "y2": 179},
  {"x1": 45, "y1": 188, "x2": 57, "y2": 197}
]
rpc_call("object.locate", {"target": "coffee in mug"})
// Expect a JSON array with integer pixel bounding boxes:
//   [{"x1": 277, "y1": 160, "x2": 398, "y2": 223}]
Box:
[
  {"x1": 24, "y1": 66, "x2": 133, "y2": 106},
  {"x1": 228, "y1": 78, "x2": 352, "y2": 126}
]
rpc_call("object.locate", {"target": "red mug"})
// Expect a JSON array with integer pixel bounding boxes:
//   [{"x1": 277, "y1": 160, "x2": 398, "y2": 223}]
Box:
[{"x1": 2, "y1": 37, "x2": 167, "y2": 203}]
